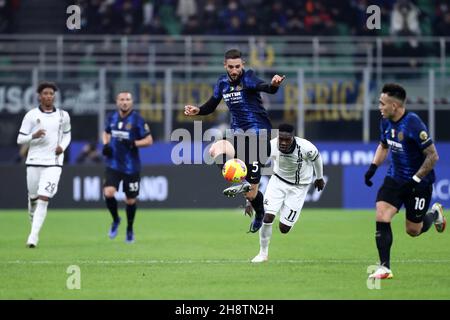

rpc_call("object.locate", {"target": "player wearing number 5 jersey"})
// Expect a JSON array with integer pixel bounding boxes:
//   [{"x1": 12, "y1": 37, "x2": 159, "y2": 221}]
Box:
[
  {"x1": 17, "y1": 82, "x2": 71, "y2": 248},
  {"x1": 251, "y1": 124, "x2": 325, "y2": 263},
  {"x1": 364, "y1": 83, "x2": 446, "y2": 280},
  {"x1": 102, "y1": 92, "x2": 153, "y2": 243}
]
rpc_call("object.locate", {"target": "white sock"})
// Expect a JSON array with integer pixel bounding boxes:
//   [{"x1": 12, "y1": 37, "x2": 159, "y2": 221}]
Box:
[
  {"x1": 27, "y1": 199, "x2": 48, "y2": 245},
  {"x1": 28, "y1": 198, "x2": 38, "y2": 221},
  {"x1": 259, "y1": 222, "x2": 273, "y2": 256}
]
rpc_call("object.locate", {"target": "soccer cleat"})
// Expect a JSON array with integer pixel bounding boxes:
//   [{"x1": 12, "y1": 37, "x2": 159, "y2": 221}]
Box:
[
  {"x1": 368, "y1": 265, "x2": 393, "y2": 279},
  {"x1": 26, "y1": 243, "x2": 36, "y2": 248},
  {"x1": 248, "y1": 211, "x2": 264, "y2": 233},
  {"x1": 109, "y1": 217, "x2": 121, "y2": 239},
  {"x1": 251, "y1": 253, "x2": 268, "y2": 263},
  {"x1": 125, "y1": 230, "x2": 135, "y2": 244},
  {"x1": 223, "y1": 182, "x2": 252, "y2": 197},
  {"x1": 432, "y1": 203, "x2": 446, "y2": 233}
]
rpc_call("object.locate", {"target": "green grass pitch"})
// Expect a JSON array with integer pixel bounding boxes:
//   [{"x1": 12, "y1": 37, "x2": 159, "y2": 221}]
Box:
[{"x1": 0, "y1": 209, "x2": 449, "y2": 299}]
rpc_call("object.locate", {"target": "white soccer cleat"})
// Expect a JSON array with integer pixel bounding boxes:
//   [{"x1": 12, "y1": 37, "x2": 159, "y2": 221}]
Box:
[
  {"x1": 368, "y1": 265, "x2": 393, "y2": 279},
  {"x1": 223, "y1": 182, "x2": 252, "y2": 197},
  {"x1": 26, "y1": 234, "x2": 38, "y2": 248},
  {"x1": 432, "y1": 203, "x2": 446, "y2": 233},
  {"x1": 251, "y1": 253, "x2": 268, "y2": 263}
]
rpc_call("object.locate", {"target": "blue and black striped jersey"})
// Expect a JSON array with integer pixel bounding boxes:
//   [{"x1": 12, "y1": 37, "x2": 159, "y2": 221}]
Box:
[
  {"x1": 104, "y1": 110, "x2": 151, "y2": 175},
  {"x1": 199, "y1": 69, "x2": 277, "y2": 133},
  {"x1": 380, "y1": 111, "x2": 435, "y2": 186}
]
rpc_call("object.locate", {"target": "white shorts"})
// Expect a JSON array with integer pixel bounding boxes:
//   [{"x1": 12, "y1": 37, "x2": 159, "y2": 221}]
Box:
[
  {"x1": 27, "y1": 166, "x2": 62, "y2": 199},
  {"x1": 263, "y1": 175, "x2": 309, "y2": 227}
]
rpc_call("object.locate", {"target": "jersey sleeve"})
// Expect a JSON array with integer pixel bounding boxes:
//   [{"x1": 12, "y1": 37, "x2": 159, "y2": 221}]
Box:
[
  {"x1": 409, "y1": 116, "x2": 433, "y2": 150},
  {"x1": 303, "y1": 140, "x2": 319, "y2": 161},
  {"x1": 18, "y1": 111, "x2": 33, "y2": 135},
  {"x1": 380, "y1": 120, "x2": 387, "y2": 145},
  {"x1": 212, "y1": 78, "x2": 223, "y2": 100},
  {"x1": 104, "y1": 113, "x2": 112, "y2": 134},
  {"x1": 137, "y1": 116, "x2": 151, "y2": 139},
  {"x1": 63, "y1": 111, "x2": 71, "y2": 134},
  {"x1": 244, "y1": 69, "x2": 265, "y2": 90}
]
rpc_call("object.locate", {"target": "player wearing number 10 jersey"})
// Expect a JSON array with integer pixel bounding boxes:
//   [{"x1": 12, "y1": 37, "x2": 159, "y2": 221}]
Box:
[{"x1": 364, "y1": 83, "x2": 446, "y2": 280}]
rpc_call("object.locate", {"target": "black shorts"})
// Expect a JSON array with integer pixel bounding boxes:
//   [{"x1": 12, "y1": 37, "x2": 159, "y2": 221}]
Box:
[
  {"x1": 104, "y1": 167, "x2": 140, "y2": 199},
  {"x1": 376, "y1": 176, "x2": 433, "y2": 223},
  {"x1": 225, "y1": 133, "x2": 271, "y2": 184}
]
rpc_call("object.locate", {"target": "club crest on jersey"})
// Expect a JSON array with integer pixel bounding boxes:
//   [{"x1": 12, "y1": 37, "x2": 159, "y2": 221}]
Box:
[
  {"x1": 397, "y1": 131, "x2": 404, "y2": 141},
  {"x1": 118, "y1": 121, "x2": 123, "y2": 129},
  {"x1": 126, "y1": 123, "x2": 132, "y2": 130},
  {"x1": 419, "y1": 131, "x2": 428, "y2": 141}
]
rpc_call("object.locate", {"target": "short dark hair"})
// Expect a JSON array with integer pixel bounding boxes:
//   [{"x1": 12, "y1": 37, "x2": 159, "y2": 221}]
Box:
[
  {"x1": 37, "y1": 81, "x2": 58, "y2": 94},
  {"x1": 382, "y1": 83, "x2": 406, "y2": 103},
  {"x1": 278, "y1": 123, "x2": 295, "y2": 134},
  {"x1": 224, "y1": 49, "x2": 242, "y2": 60}
]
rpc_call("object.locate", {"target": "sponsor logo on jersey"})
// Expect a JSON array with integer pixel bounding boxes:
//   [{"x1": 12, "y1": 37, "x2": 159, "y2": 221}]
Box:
[
  {"x1": 391, "y1": 129, "x2": 396, "y2": 139},
  {"x1": 118, "y1": 121, "x2": 123, "y2": 129},
  {"x1": 386, "y1": 139, "x2": 403, "y2": 151},
  {"x1": 111, "y1": 130, "x2": 130, "y2": 139}
]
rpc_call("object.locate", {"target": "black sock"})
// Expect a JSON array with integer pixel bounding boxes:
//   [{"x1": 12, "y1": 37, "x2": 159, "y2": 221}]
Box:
[
  {"x1": 420, "y1": 210, "x2": 438, "y2": 234},
  {"x1": 375, "y1": 221, "x2": 393, "y2": 269},
  {"x1": 214, "y1": 154, "x2": 233, "y2": 172},
  {"x1": 105, "y1": 197, "x2": 119, "y2": 222},
  {"x1": 126, "y1": 203, "x2": 137, "y2": 232},
  {"x1": 250, "y1": 191, "x2": 264, "y2": 219}
]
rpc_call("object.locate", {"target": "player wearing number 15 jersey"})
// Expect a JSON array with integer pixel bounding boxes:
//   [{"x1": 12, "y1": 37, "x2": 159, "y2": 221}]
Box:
[
  {"x1": 364, "y1": 83, "x2": 446, "y2": 280},
  {"x1": 251, "y1": 124, "x2": 325, "y2": 263}
]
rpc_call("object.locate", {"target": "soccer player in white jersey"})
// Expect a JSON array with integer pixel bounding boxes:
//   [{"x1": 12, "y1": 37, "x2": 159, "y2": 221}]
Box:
[
  {"x1": 16, "y1": 82, "x2": 71, "y2": 248},
  {"x1": 251, "y1": 124, "x2": 325, "y2": 263}
]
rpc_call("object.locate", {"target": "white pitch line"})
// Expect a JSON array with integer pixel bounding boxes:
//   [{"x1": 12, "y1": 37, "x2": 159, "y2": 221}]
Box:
[{"x1": 1, "y1": 259, "x2": 450, "y2": 265}]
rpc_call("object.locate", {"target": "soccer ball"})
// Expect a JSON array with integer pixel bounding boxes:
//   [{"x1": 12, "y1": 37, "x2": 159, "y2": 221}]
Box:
[{"x1": 222, "y1": 158, "x2": 247, "y2": 183}]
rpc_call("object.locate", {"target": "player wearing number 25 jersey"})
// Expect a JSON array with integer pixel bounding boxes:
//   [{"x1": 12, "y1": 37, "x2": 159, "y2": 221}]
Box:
[{"x1": 17, "y1": 82, "x2": 71, "y2": 248}]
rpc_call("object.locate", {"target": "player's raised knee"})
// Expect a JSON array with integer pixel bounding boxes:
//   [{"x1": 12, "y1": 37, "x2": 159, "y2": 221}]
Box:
[
  {"x1": 104, "y1": 187, "x2": 116, "y2": 198},
  {"x1": 406, "y1": 228, "x2": 421, "y2": 237},
  {"x1": 263, "y1": 213, "x2": 275, "y2": 224},
  {"x1": 209, "y1": 140, "x2": 235, "y2": 158},
  {"x1": 279, "y1": 223, "x2": 291, "y2": 234}
]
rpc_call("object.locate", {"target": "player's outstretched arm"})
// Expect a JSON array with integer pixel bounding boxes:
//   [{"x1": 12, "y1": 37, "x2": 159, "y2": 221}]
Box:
[{"x1": 312, "y1": 152, "x2": 325, "y2": 191}]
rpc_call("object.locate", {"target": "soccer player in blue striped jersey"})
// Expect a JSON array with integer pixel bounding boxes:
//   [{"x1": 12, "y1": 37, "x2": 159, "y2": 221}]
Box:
[
  {"x1": 184, "y1": 49, "x2": 285, "y2": 233},
  {"x1": 364, "y1": 83, "x2": 446, "y2": 280},
  {"x1": 102, "y1": 92, "x2": 153, "y2": 243}
]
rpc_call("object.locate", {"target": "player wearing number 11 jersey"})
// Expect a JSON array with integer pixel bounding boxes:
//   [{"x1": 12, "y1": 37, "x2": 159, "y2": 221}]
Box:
[{"x1": 251, "y1": 124, "x2": 325, "y2": 263}]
